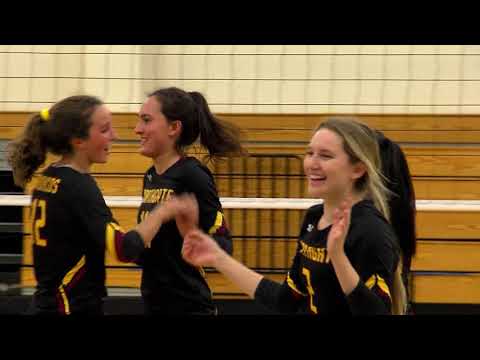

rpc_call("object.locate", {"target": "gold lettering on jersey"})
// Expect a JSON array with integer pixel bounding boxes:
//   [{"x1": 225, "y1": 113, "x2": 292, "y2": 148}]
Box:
[
  {"x1": 34, "y1": 175, "x2": 61, "y2": 194},
  {"x1": 299, "y1": 240, "x2": 330, "y2": 263},
  {"x1": 142, "y1": 188, "x2": 174, "y2": 204}
]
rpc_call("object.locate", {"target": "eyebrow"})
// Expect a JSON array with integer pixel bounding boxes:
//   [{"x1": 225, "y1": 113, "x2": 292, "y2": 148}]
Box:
[{"x1": 306, "y1": 146, "x2": 334, "y2": 154}]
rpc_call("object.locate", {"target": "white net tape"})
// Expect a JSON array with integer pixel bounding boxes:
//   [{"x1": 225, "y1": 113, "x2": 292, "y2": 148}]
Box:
[{"x1": 1, "y1": 195, "x2": 480, "y2": 211}]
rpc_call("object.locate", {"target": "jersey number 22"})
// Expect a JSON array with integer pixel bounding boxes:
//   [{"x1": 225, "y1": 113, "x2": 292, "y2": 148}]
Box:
[{"x1": 31, "y1": 199, "x2": 47, "y2": 247}]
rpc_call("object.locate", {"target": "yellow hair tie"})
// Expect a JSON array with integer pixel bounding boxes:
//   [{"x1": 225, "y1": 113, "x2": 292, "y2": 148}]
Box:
[{"x1": 40, "y1": 108, "x2": 50, "y2": 122}]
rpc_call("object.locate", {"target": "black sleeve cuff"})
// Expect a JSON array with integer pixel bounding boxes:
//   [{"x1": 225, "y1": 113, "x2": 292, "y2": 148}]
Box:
[
  {"x1": 346, "y1": 280, "x2": 391, "y2": 315},
  {"x1": 254, "y1": 278, "x2": 300, "y2": 314},
  {"x1": 122, "y1": 230, "x2": 145, "y2": 262}
]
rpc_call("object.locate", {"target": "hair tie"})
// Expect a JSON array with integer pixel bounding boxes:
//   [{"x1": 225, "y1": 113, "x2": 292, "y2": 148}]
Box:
[{"x1": 40, "y1": 108, "x2": 50, "y2": 122}]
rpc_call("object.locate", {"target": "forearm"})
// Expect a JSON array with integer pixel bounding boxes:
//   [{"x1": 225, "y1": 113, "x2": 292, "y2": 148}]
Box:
[
  {"x1": 330, "y1": 252, "x2": 360, "y2": 295},
  {"x1": 135, "y1": 206, "x2": 167, "y2": 245},
  {"x1": 214, "y1": 251, "x2": 264, "y2": 298}
]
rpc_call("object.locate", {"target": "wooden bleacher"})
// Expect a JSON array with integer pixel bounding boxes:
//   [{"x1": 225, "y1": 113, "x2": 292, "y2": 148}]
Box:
[{"x1": 2, "y1": 112, "x2": 480, "y2": 305}]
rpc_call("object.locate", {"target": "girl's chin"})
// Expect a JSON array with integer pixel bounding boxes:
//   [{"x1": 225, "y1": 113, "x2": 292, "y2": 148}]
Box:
[
  {"x1": 95, "y1": 156, "x2": 109, "y2": 164},
  {"x1": 308, "y1": 189, "x2": 325, "y2": 198},
  {"x1": 139, "y1": 147, "x2": 153, "y2": 157}
]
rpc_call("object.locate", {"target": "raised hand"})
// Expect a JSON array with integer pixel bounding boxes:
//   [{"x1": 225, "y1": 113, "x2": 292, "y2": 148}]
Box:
[
  {"x1": 326, "y1": 195, "x2": 353, "y2": 259},
  {"x1": 140, "y1": 193, "x2": 199, "y2": 248},
  {"x1": 172, "y1": 193, "x2": 199, "y2": 237},
  {"x1": 182, "y1": 229, "x2": 222, "y2": 267}
]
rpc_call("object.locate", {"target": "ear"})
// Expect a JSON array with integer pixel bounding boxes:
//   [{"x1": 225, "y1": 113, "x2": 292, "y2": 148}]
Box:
[
  {"x1": 71, "y1": 137, "x2": 86, "y2": 151},
  {"x1": 351, "y1": 161, "x2": 367, "y2": 180},
  {"x1": 168, "y1": 120, "x2": 182, "y2": 137}
]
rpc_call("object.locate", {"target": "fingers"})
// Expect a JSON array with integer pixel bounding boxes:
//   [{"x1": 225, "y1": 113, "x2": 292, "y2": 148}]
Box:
[
  {"x1": 184, "y1": 228, "x2": 204, "y2": 242},
  {"x1": 332, "y1": 208, "x2": 341, "y2": 224},
  {"x1": 181, "y1": 229, "x2": 212, "y2": 266},
  {"x1": 158, "y1": 193, "x2": 199, "y2": 222},
  {"x1": 182, "y1": 230, "x2": 201, "y2": 259},
  {"x1": 184, "y1": 229, "x2": 217, "y2": 251},
  {"x1": 332, "y1": 197, "x2": 352, "y2": 233},
  {"x1": 335, "y1": 194, "x2": 353, "y2": 224},
  {"x1": 144, "y1": 234, "x2": 153, "y2": 248},
  {"x1": 337, "y1": 210, "x2": 347, "y2": 230},
  {"x1": 181, "y1": 241, "x2": 194, "y2": 259},
  {"x1": 342, "y1": 194, "x2": 353, "y2": 211}
]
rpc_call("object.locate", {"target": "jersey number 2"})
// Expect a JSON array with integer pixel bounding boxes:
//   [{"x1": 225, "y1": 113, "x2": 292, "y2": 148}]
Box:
[
  {"x1": 302, "y1": 267, "x2": 318, "y2": 314},
  {"x1": 31, "y1": 199, "x2": 47, "y2": 247}
]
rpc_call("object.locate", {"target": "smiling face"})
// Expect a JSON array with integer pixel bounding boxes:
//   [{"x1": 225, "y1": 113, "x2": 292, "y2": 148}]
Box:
[
  {"x1": 135, "y1": 96, "x2": 180, "y2": 159},
  {"x1": 303, "y1": 128, "x2": 366, "y2": 200},
  {"x1": 82, "y1": 104, "x2": 116, "y2": 164}
]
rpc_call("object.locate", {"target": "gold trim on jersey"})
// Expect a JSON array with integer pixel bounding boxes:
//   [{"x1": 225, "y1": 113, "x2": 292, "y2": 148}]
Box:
[
  {"x1": 58, "y1": 287, "x2": 69, "y2": 314},
  {"x1": 106, "y1": 222, "x2": 125, "y2": 259},
  {"x1": 286, "y1": 272, "x2": 307, "y2": 296},
  {"x1": 208, "y1": 211, "x2": 223, "y2": 235},
  {"x1": 365, "y1": 274, "x2": 391, "y2": 298},
  {"x1": 34, "y1": 175, "x2": 61, "y2": 194},
  {"x1": 58, "y1": 255, "x2": 86, "y2": 315}
]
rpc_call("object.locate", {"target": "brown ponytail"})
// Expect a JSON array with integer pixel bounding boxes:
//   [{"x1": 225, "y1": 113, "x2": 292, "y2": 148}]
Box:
[
  {"x1": 148, "y1": 87, "x2": 246, "y2": 162},
  {"x1": 7, "y1": 114, "x2": 48, "y2": 187},
  {"x1": 7, "y1": 95, "x2": 103, "y2": 187}
]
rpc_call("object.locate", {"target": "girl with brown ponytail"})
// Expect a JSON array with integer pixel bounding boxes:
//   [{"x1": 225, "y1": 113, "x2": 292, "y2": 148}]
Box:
[
  {"x1": 134, "y1": 87, "x2": 246, "y2": 315},
  {"x1": 8, "y1": 95, "x2": 187, "y2": 315}
]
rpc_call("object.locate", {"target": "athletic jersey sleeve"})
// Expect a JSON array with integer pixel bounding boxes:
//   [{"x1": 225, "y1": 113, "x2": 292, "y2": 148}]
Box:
[
  {"x1": 253, "y1": 248, "x2": 306, "y2": 314},
  {"x1": 69, "y1": 175, "x2": 144, "y2": 262},
  {"x1": 182, "y1": 161, "x2": 233, "y2": 254},
  {"x1": 346, "y1": 221, "x2": 399, "y2": 315},
  {"x1": 254, "y1": 277, "x2": 303, "y2": 313}
]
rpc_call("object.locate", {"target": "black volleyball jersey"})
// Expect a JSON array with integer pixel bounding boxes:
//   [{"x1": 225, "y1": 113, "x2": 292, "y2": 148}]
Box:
[
  {"x1": 136, "y1": 157, "x2": 231, "y2": 314},
  {"x1": 255, "y1": 199, "x2": 400, "y2": 315},
  {"x1": 30, "y1": 165, "x2": 144, "y2": 314}
]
